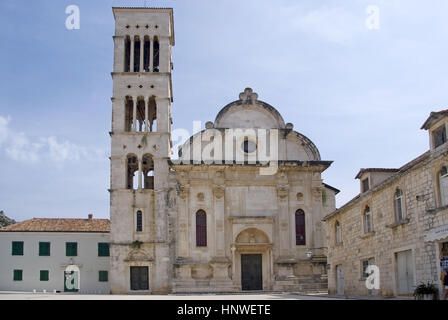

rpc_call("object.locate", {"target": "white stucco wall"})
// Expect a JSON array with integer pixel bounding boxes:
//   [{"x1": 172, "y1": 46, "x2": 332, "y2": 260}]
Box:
[{"x1": 0, "y1": 232, "x2": 110, "y2": 293}]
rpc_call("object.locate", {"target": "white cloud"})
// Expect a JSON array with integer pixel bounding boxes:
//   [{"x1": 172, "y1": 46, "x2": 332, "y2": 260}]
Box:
[
  {"x1": 0, "y1": 116, "x2": 10, "y2": 145},
  {"x1": 5, "y1": 132, "x2": 44, "y2": 162},
  {"x1": 0, "y1": 115, "x2": 106, "y2": 164}
]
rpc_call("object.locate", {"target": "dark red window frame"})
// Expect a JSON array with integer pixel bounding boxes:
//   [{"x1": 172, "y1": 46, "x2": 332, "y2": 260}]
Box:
[
  {"x1": 295, "y1": 209, "x2": 306, "y2": 245},
  {"x1": 196, "y1": 210, "x2": 207, "y2": 247}
]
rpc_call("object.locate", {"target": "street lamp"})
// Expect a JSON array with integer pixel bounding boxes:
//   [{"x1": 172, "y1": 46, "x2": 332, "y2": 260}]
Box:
[{"x1": 306, "y1": 249, "x2": 313, "y2": 259}]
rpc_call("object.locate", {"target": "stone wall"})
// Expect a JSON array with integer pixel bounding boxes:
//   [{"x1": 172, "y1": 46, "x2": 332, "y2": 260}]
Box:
[{"x1": 325, "y1": 145, "x2": 448, "y2": 297}]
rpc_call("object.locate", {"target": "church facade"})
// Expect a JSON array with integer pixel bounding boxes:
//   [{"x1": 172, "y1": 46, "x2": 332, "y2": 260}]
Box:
[{"x1": 109, "y1": 7, "x2": 337, "y2": 294}]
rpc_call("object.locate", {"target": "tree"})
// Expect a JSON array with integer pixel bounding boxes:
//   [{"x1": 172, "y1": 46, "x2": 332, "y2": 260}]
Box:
[{"x1": 0, "y1": 211, "x2": 15, "y2": 228}]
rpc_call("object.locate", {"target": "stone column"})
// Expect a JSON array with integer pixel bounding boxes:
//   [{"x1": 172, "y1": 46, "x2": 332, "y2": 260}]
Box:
[
  {"x1": 130, "y1": 38, "x2": 134, "y2": 72},
  {"x1": 132, "y1": 98, "x2": 137, "y2": 132},
  {"x1": 178, "y1": 184, "x2": 190, "y2": 258},
  {"x1": 213, "y1": 185, "x2": 225, "y2": 257},
  {"x1": 144, "y1": 97, "x2": 149, "y2": 132},
  {"x1": 139, "y1": 39, "x2": 144, "y2": 72},
  {"x1": 149, "y1": 37, "x2": 154, "y2": 72},
  {"x1": 231, "y1": 246, "x2": 236, "y2": 280},
  {"x1": 277, "y1": 184, "x2": 291, "y2": 257},
  {"x1": 138, "y1": 159, "x2": 142, "y2": 189}
]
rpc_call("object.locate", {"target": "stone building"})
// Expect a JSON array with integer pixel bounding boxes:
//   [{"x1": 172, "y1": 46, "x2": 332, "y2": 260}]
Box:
[
  {"x1": 323, "y1": 110, "x2": 448, "y2": 297},
  {"x1": 109, "y1": 7, "x2": 337, "y2": 294}
]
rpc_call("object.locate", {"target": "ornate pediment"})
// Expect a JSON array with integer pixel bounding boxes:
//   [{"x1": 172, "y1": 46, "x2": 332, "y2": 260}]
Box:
[
  {"x1": 239, "y1": 88, "x2": 258, "y2": 104},
  {"x1": 125, "y1": 248, "x2": 153, "y2": 262}
]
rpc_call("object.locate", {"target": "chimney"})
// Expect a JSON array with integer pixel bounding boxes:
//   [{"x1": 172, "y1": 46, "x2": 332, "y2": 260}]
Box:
[{"x1": 88, "y1": 213, "x2": 93, "y2": 221}]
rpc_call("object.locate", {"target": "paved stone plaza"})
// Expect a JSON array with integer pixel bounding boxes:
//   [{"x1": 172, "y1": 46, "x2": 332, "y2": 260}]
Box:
[{"x1": 0, "y1": 292, "x2": 346, "y2": 300}]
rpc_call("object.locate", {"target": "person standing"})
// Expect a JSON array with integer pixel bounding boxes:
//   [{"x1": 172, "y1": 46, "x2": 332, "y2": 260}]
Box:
[{"x1": 443, "y1": 268, "x2": 448, "y2": 300}]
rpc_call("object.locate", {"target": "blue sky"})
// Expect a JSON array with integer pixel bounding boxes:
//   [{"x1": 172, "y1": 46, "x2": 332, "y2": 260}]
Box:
[{"x1": 0, "y1": 0, "x2": 447, "y2": 221}]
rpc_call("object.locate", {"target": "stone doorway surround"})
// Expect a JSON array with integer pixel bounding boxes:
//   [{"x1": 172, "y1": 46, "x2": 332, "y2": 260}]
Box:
[{"x1": 230, "y1": 217, "x2": 274, "y2": 291}]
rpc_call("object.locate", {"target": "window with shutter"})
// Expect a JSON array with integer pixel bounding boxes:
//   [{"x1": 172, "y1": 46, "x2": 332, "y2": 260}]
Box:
[
  {"x1": 394, "y1": 189, "x2": 404, "y2": 221},
  {"x1": 98, "y1": 243, "x2": 110, "y2": 257},
  {"x1": 99, "y1": 271, "x2": 108, "y2": 282},
  {"x1": 12, "y1": 241, "x2": 23, "y2": 256},
  {"x1": 335, "y1": 221, "x2": 341, "y2": 244},
  {"x1": 364, "y1": 206, "x2": 372, "y2": 233},
  {"x1": 66, "y1": 242, "x2": 78, "y2": 257},
  {"x1": 440, "y1": 167, "x2": 448, "y2": 207},
  {"x1": 40, "y1": 270, "x2": 49, "y2": 281},
  {"x1": 39, "y1": 242, "x2": 50, "y2": 256},
  {"x1": 433, "y1": 125, "x2": 447, "y2": 148},
  {"x1": 13, "y1": 269, "x2": 23, "y2": 281},
  {"x1": 196, "y1": 210, "x2": 207, "y2": 247}
]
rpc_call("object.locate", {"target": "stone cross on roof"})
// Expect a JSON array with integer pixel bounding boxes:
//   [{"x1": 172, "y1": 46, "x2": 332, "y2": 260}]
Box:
[{"x1": 239, "y1": 88, "x2": 258, "y2": 104}]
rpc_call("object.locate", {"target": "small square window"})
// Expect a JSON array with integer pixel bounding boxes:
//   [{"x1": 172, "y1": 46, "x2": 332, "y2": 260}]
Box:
[
  {"x1": 433, "y1": 125, "x2": 447, "y2": 148},
  {"x1": 66, "y1": 242, "x2": 78, "y2": 257},
  {"x1": 12, "y1": 241, "x2": 24, "y2": 256},
  {"x1": 39, "y1": 242, "x2": 50, "y2": 256},
  {"x1": 40, "y1": 270, "x2": 49, "y2": 281},
  {"x1": 98, "y1": 243, "x2": 110, "y2": 257},
  {"x1": 362, "y1": 178, "x2": 370, "y2": 193},
  {"x1": 361, "y1": 258, "x2": 375, "y2": 279},
  {"x1": 13, "y1": 269, "x2": 23, "y2": 281},
  {"x1": 99, "y1": 271, "x2": 108, "y2": 282}
]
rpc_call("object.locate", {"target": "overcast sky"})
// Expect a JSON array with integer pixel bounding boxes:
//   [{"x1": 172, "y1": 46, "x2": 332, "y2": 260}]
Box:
[{"x1": 0, "y1": 0, "x2": 447, "y2": 221}]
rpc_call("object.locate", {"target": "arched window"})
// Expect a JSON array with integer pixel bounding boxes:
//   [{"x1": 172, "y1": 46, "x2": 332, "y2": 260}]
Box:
[
  {"x1": 143, "y1": 36, "x2": 150, "y2": 72},
  {"x1": 440, "y1": 166, "x2": 448, "y2": 206},
  {"x1": 335, "y1": 221, "x2": 341, "y2": 244},
  {"x1": 126, "y1": 154, "x2": 138, "y2": 190},
  {"x1": 295, "y1": 209, "x2": 306, "y2": 245},
  {"x1": 136, "y1": 211, "x2": 143, "y2": 232},
  {"x1": 133, "y1": 36, "x2": 141, "y2": 72},
  {"x1": 124, "y1": 97, "x2": 133, "y2": 132},
  {"x1": 136, "y1": 98, "x2": 145, "y2": 132},
  {"x1": 147, "y1": 96, "x2": 157, "y2": 132},
  {"x1": 196, "y1": 210, "x2": 207, "y2": 247},
  {"x1": 142, "y1": 154, "x2": 154, "y2": 190},
  {"x1": 394, "y1": 189, "x2": 404, "y2": 221},
  {"x1": 124, "y1": 36, "x2": 131, "y2": 72},
  {"x1": 153, "y1": 36, "x2": 160, "y2": 72},
  {"x1": 364, "y1": 206, "x2": 372, "y2": 233}
]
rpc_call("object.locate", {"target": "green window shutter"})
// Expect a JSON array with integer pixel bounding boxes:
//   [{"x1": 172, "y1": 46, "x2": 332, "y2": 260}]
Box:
[
  {"x1": 66, "y1": 242, "x2": 78, "y2": 256},
  {"x1": 13, "y1": 269, "x2": 23, "y2": 281},
  {"x1": 40, "y1": 270, "x2": 49, "y2": 281},
  {"x1": 98, "y1": 243, "x2": 110, "y2": 257},
  {"x1": 39, "y1": 242, "x2": 50, "y2": 256},
  {"x1": 12, "y1": 241, "x2": 24, "y2": 256},
  {"x1": 99, "y1": 271, "x2": 108, "y2": 282}
]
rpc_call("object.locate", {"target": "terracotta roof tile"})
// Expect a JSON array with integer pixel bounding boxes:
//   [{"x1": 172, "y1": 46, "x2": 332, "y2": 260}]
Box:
[{"x1": 0, "y1": 218, "x2": 110, "y2": 233}]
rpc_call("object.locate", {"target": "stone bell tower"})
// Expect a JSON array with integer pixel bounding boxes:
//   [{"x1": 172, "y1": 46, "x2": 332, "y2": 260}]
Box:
[{"x1": 109, "y1": 7, "x2": 175, "y2": 294}]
